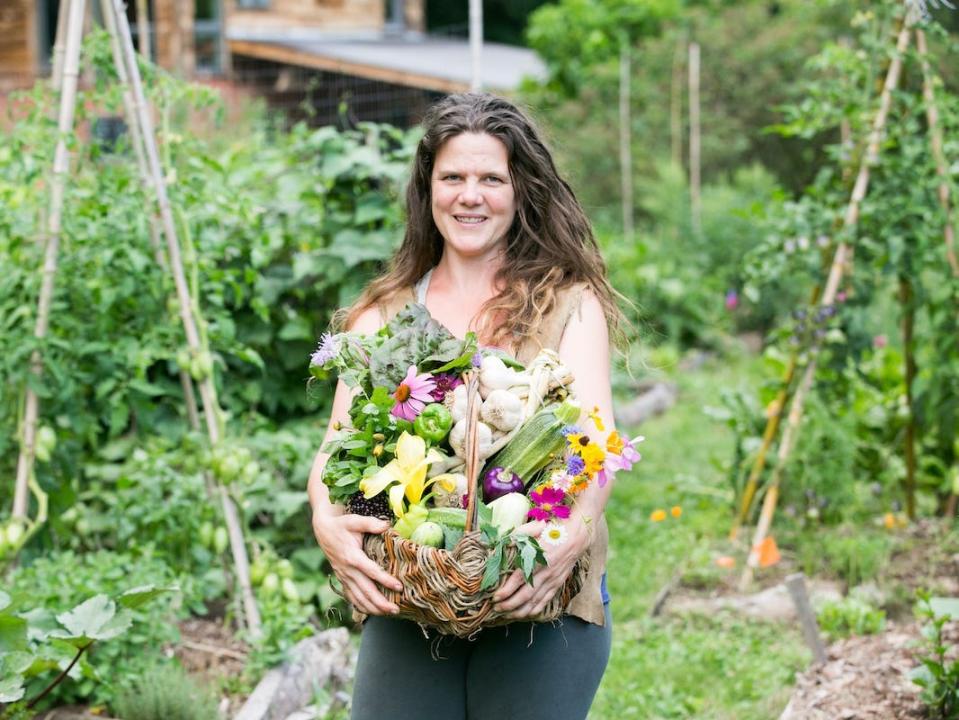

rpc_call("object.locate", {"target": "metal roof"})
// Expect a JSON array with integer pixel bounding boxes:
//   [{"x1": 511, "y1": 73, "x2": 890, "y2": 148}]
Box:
[{"x1": 226, "y1": 30, "x2": 546, "y2": 93}]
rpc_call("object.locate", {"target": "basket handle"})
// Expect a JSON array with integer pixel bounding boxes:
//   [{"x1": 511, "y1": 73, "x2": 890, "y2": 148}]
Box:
[{"x1": 463, "y1": 372, "x2": 482, "y2": 533}]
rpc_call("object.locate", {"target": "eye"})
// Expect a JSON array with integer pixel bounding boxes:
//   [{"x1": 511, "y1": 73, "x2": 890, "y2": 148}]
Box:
[
  {"x1": 484, "y1": 175, "x2": 506, "y2": 184},
  {"x1": 442, "y1": 173, "x2": 461, "y2": 181}
]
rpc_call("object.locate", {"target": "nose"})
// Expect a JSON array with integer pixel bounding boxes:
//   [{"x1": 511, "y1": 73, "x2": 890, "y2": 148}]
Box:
[{"x1": 457, "y1": 179, "x2": 482, "y2": 206}]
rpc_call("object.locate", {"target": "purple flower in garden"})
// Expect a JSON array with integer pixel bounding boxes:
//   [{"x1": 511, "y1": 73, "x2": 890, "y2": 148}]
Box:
[
  {"x1": 391, "y1": 365, "x2": 436, "y2": 421},
  {"x1": 725, "y1": 290, "x2": 739, "y2": 311},
  {"x1": 528, "y1": 486, "x2": 571, "y2": 522},
  {"x1": 566, "y1": 454, "x2": 585, "y2": 477},
  {"x1": 430, "y1": 372, "x2": 464, "y2": 402},
  {"x1": 310, "y1": 333, "x2": 338, "y2": 367}
]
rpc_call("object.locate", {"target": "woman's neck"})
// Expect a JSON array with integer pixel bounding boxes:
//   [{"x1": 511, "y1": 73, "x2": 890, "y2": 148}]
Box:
[{"x1": 430, "y1": 251, "x2": 505, "y2": 305}]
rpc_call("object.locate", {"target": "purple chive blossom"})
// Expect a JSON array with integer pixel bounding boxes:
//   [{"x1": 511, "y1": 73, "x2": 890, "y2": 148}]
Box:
[
  {"x1": 471, "y1": 352, "x2": 483, "y2": 368},
  {"x1": 561, "y1": 424, "x2": 583, "y2": 437},
  {"x1": 310, "y1": 333, "x2": 338, "y2": 367},
  {"x1": 566, "y1": 454, "x2": 585, "y2": 476},
  {"x1": 430, "y1": 373, "x2": 464, "y2": 402}
]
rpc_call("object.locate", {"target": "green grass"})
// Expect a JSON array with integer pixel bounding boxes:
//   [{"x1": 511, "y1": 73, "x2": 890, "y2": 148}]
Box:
[{"x1": 591, "y1": 351, "x2": 809, "y2": 719}]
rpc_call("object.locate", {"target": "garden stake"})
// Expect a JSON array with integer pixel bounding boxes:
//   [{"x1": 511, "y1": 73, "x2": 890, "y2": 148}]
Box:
[
  {"x1": 108, "y1": 0, "x2": 262, "y2": 637},
  {"x1": 741, "y1": 13, "x2": 914, "y2": 588},
  {"x1": 785, "y1": 573, "x2": 827, "y2": 665},
  {"x1": 50, "y1": 0, "x2": 70, "y2": 92},
  {"x1": 12, "y1": 0, "x2": 86, "y2": 522},
  {"x1": 98, "y1": 0, "x2": 202, "y2": 433},
  {"x1": 900, "y1": 274, "x2": 918, "y2": 520},
  {"x1": 916, "y1": 25, "x2": 959, "y2": 517}
]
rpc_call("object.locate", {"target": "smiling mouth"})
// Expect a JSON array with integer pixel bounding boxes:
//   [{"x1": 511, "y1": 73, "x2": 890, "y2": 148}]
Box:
[{"x1": 454, "y1": 215, "x2": 487, "y2": 224}]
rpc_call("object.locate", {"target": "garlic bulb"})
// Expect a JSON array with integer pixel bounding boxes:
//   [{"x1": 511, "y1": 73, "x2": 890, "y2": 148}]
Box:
[{"x1": 480, "y1": 389, "x2": 524, "y2": 432}]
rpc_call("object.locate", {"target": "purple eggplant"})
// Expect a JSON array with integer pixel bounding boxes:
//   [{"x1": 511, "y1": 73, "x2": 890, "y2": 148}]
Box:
[{"x1": 482, "y1": 466, "x2": 524, "y2": 502}]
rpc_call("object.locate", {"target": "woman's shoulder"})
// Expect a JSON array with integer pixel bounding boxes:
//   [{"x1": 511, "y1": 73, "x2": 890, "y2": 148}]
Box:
[{"x1": 347, "y1": 286, "x2": 417, "y2": 333}]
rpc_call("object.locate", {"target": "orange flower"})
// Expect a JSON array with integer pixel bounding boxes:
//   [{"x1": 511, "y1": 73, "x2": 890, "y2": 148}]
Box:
[
  {"x1": 650, "y1": 509, "x2": 667, "y2": 522},
  {"x1": 606, "y1": 430, "x2": 625, "y2": 455},
  {"x1": 670, "y1": 505, "x2": 682, "y2": 518}
]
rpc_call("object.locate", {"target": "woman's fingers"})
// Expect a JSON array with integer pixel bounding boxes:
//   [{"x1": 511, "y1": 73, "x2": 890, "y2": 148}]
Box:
[
  {"x1": 347, "y1": 572, "x2": 400, "y2": 615},
  {"x1": 492, "y1": 569, "x2": 525, "y2": 603}
]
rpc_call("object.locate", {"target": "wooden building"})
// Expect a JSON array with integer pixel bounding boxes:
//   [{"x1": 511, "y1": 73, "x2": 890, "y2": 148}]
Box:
[{"x1": 1, "y1": 0, "x2": 543, "y2": 126}]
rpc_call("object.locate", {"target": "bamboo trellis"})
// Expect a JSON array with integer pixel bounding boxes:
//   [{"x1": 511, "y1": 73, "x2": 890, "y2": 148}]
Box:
[
  {"x1": 10, "y1": 0, "x2": 262, "y2": 637},
  {"x1": 739, "y1": 2, "x2": 959, "y2": 585}
]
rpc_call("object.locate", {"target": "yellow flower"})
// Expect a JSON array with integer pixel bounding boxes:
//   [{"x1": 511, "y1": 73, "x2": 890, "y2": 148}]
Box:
[
  {"x1": 580, "y1": 442, "x2": 606, "y2": 475},
  {"x1": 650, "y1": 509, "x2": 667, "y2": 522},
  {"x1": 588, "y1": 406, "x2": 606, "y2": 432},
  {"x1": 671, "y1": 506, "x2": 682, "y2": 518},
  {"x1": 605, "y1": 430, "x2": 625, "y2": 455},
  {"x1": 360, "y1": 432, "x2": 446, "y2": 517}
]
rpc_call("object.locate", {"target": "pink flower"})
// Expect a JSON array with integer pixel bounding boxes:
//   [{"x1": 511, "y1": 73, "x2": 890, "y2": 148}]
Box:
[
  {"x1": 597, "y1": 435, "x2": 644, "y2": 488},
  {"x1": 391, "y1": 365, "x2": 436, "y2": 421},
  {"x1": 725, "y1": 290, "x2": 739, "y2": 311},
  {"x1": 872, "y1": 334, "x2": 888, "y2": 350},
  {"x1": 528, "y1": 486, "x2": 571, "y2": 522}
]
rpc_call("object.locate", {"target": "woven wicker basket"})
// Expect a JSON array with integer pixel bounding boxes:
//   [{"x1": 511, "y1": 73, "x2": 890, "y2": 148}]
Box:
[{"x1": 361, "y1": 372, "x2": 587, "y2": 638}]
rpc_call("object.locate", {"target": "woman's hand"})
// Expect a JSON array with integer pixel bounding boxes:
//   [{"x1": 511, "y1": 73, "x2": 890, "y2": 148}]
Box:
[
  {"x1": 491, "y1": 518, "x2": 591, "y2": 620},
  {"x1": 312, "y1": 508, "x2": 403, "y2": 616}
]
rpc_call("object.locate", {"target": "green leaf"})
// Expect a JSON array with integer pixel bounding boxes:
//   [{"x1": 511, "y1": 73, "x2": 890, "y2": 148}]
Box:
[
  {"x1": 51, "y1": 595, "x2": 133, "y2": 645},
  {"x1": 520, "y1": 540, "x2": 537, "y2": 581},
  {"x1": 0, "y1": 614, "x2": 28, "y2": 653},
  {"x1": 480, "y1": 542, "x2": 505, "y2": 591},
  {"x1": 116, "y1": 585, "x2": 175, "y2": 611},
  {"x1": 0, "y1": 674, "x2": 25, "y2": 703}
]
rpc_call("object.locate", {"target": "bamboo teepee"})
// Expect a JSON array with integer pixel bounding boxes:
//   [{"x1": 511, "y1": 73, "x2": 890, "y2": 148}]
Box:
[
  {"x1": 10, "y1": 0, "x2": 262, "y2": 637},
  {"x1": 736, "y1": 0, "x2": 959, "y2": 586}
]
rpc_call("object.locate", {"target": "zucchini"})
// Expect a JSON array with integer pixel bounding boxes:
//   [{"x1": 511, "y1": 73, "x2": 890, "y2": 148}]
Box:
[
  {"x1": 488, "y1": 399, "x2": 581, "y2": 482},
  {"x1": 428, "y1": 506, "x2": 468, "y2": 529}
]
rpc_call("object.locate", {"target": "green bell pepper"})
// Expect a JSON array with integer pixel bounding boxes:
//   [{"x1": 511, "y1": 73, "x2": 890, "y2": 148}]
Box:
[{"x1": 413, "y1": 403, "x2": 453, "y2": 442}]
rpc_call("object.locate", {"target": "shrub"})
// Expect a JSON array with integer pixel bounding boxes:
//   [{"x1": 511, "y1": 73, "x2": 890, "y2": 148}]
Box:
[{"x1": 112, "y1": 664, "x2": 221, "y2": 720}]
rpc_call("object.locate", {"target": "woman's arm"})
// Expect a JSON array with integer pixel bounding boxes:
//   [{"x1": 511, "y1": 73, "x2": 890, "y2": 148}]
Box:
[
  {"x1": 493, "y1": 289, "x2": 616, "y2": 619},
  {"x1": 307, "y1": 306, "x2": 404, "y2": 616}
]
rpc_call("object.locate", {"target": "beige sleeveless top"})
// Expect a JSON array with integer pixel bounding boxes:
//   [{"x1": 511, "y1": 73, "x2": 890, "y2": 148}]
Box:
[{"x1": 366, "y1": 280, "x2": 609, "y2": 628}]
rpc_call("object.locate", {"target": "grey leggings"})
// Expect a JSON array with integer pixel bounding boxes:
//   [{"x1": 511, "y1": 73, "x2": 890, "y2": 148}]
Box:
[{"x1": 351, "y1": 605, "x2": 612, "y2": 720}]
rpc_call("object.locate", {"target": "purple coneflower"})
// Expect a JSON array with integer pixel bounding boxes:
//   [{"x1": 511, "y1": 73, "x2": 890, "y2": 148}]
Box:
[
  {"x1": 528, "y1": 486, "x2": 571, "y2": 522},
  {"x1": 391, "y1": 365, "x2": 436, "y2": 421}
]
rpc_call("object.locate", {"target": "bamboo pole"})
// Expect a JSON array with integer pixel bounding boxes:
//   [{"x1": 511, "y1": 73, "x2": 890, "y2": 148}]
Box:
[
  {"x1": 915, "y1": 26, "x2": 959, "y2": 516},
  {"x1": 741, "y1": 18, "x2": 913, "y2": 587},
  {"x1": 670, "y1": 30, "x2": 684, "y2": 169},
  {"x1": 619, "y1": 36, "x2": 634, "y2": 246},
  {"x1": 899, "y1": 275, "x2": 917, "y2": 519},
  {"x1": 688, "y1": 41, "x2": 701, "y2": 235},
  {"x1": 98, "y1": 0, "x2": 202, "y2": 431},
  {"x1": 12, "y1": 0, "x2": 87, "y2": 521},
  {"x1": 136, "y1": 0, "x2": 152, "y2": 60},
  {"x1": 51, "y1": 0, "x2": 71, "y2": 90},
  {"x1": 107, "y1": 0, "x2": 262, "y2": 637}
]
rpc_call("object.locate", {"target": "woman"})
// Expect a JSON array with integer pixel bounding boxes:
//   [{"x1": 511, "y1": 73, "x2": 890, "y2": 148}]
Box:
[{"x1": 307, "y1": 92, "x2": 626, "y2": 720}]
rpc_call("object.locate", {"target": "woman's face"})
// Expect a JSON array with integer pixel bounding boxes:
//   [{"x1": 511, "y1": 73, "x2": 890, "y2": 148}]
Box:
[{"x1": 430, "y1": 132, "x2": 516, "y2": 260}]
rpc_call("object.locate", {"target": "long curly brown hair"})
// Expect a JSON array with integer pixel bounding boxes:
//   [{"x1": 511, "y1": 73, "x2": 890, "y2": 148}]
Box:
[{"x1": 341, "y1": 92, "x2": 625, "y2": 348}]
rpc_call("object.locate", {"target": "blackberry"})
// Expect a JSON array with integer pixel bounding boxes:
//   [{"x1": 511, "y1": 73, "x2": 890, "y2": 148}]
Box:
[{"x1": 346, "y1": 491, "x2": 395, "y2": 521}]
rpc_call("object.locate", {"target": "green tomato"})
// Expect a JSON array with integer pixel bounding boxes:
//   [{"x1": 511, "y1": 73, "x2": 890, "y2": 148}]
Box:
[
  {"x1": 281, "y1": 577, "x2": 300, "y2": 603},
  {"x1": 217, "y1": 455, "x2": 242, "y2": 484},
  {"x1": 276, "y1": 559, "x2": 294, "y2": 579},
  {"x1": 213, "y1": 526, "x2": 229, "y2": 554},
  {"x1": 198, "y1": 521, "x2": 214, "y2": 548},
  {"x1": 413, "y1": 403, "x2": 453, "y2": 442},
  {"x1": 250, "y1": 558, "x2": 268, "y2": 586},
  {"x1": 261, "y1": 572, "x2": 280, "y2": 597},
  {"x1": 410, "y1": 521, "x2": 444, "y2": 548},
  {"x1": 176, "y1": 348, "x2": 191, "y2": 371},
  {"x1": 35, "y1": 426, "x2": 56, "y2": 463}
]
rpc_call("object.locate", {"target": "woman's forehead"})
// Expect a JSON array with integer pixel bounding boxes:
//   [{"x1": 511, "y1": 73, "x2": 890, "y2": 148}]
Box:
[{"x1": 433, "y1": 132, "x2": 510, "y2": 171}]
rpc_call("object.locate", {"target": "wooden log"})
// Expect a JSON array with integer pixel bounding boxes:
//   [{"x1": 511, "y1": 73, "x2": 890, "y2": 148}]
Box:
[{"x1": 12, "y1": 0, "x2": 86, "y2": 521}]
